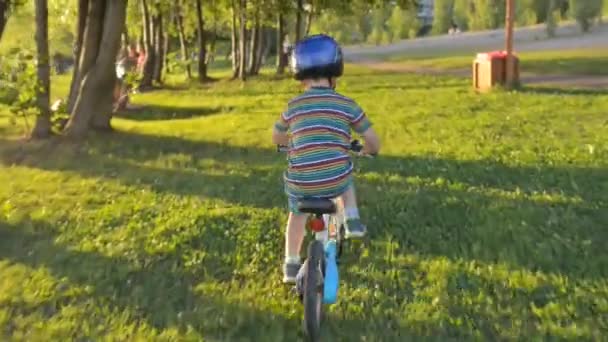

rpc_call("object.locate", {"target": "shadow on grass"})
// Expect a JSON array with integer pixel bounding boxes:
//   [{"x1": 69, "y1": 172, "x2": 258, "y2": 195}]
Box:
[
  {"x1": 0, "y1": 131, "x2": 606, "y2": 281},
  {"x1": 0, "y1": 218, "x2": 433, "y2": 341},
  {"x1": 114, "y1": 104, "x2": 228, "y2": 121},
  {"x1": 0, "y1": 218, "x2": 293, "y2": 340}
]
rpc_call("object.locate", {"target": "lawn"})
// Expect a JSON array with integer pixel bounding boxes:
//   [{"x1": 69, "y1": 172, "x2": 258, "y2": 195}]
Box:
[
  {"x1": 1, "y1": 64, "x2": 607, "y2": 341},
  {"x1": 383, "y1": 49, "x2": 608, "y2": 76}
]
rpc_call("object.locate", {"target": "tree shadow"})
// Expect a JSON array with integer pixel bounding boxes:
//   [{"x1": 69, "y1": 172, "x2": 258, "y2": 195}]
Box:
[
  {"x1": 352, "y1": 178, "x2": 607, "y2": 281},
  {"x1": 114, "y1": 104, "x2": 228, "y2": 121},
  {"x1": 518, "y1": 85, "x2": 608, "y2": 96},
  {"x1": 0, "y1": 218, "x2": 435, "y2": 341},
  {"x1": 0, "y1": 218, "x2": 293, "y2": 340},
  {"x1": 0, "y1": 131, "x2": 606, "y2": 281},
  {"x1": 0, "y1": 133, "x2": 284, "y2": 209}
]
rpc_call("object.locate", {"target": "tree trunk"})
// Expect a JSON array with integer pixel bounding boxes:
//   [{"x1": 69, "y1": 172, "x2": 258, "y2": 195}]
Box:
[
  {"x1": 305, "y1": 1, "x2": 314, "y2": 36},
  {"x1": 252, "y1": 26, "x2": 265, "y2": 75},
  {"x1": 207, "y1": 25, "x2": 217, "y2": 65},
  {"x1": 175, "y1": 2, "x2": 191, "y2": 79},
  {"x1": 238, "y1": 0, "x2": 247, "y2": 81},
  {"x1": 63, "y1": 0, "x2": 127, "y2": 138},
  {"x1": 231, "y1": 0, "x2": 239, "y2": 78},
  {"x1": 276, "y1": 13, "x2": 287, "y2": 74},
  {"x1": 0, "y1": 0, "x2": 10, "y2": 42},
  {"x1": 195, "y1": 0, "x2": 208, "y2": 82},
  {"x1": 248, "y1": 14, "x2": 259, "y2": 75},
  {"x1": 152, "y1": 13, "x2": 164, "y2": 84},
  {"x1": 295, "y1": 0, "x2": 303, "y2": 42},
  {"x1": 256, "y1": 27, "x2": 270, "y2": 74},
  {"x1": 66, "y1": 0, "x2": 89, "y2": 115},
  {"x1": 140, "y1": 0, "x2": 155, "y2": 89},
  {"x1": 163, "y1": 30, "x2": 170, "y2": 74},
  {"x1": 31, "y1": 0, "x2": 52, "y2": 139}
]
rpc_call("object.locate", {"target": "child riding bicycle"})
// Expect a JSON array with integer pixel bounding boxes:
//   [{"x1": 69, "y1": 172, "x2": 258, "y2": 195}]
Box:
[{"x1": 272, "y1": 34, "x2": 380, "y2": 284}]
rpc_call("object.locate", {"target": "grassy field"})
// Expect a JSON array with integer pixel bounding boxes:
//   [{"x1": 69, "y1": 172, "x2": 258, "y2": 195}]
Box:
[
  {"x1": 382, "y1": 49, "x2": 608, "y2": 76},
  {"x1": 1, "y1": 63, "x2": 608, "y2": 341}
]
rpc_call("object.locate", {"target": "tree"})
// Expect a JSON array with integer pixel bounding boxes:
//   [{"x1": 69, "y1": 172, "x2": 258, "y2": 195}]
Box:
[
  {"x1": 433, "y1": 0, "x2": 455, "y2": 35},
  {"x1": 452, "y1": 0, "x2": 470, "y2": 30},
  {"x1": 66, "y1": 0, "x2": 88, "y2": 114},
  {"x1": 31, "y1": 0, "x2": 51, "y2": 139},
  {"x1": 195, "y1": 0, "x2": 209, "y2": 82},
  {"x1": 140, "y1": 0, "x2": 156, "y2": 89},
  {"x1": 152, "y1": 12, "x2": 165, "y2": 84},
  {"x1": 545, "y1": 0, "x2": 558, "y2": 36},
  {"x1": 569, "y1": 0, "x2": 602, "y2": 32},
  {"x1": 295, "y1": 0, "x2": 303, "y2": 41},
  {"x1": 62, "y1": 0, "x2": 127, "y2": 138},
  {"x1": 276, "y1": 12, "x2": 287, "y2": 74},
  {"x1": 0, "y1": 0, "x2": 10, "y2": 41},
  {"x1": 230, "y1": 0, "x2": 239, "y2": 78},
  {"x1": 175, "y1": 1, "x2": 192, "y2": 80},
  {"x1": 248, "y1": 9, "x2": 260, "y2": 75},
  {"x1": 388, "y1": 5, "x2": 407, "y2": 41},
  {"x1": 468, "y1": 0, "x2": 506, "y2": 30},
  {"x1": 304, "y1": 0, "x2": 314, "y2": 36},
  {"x1": 237, "y1": 0, "x2": 247, "y2": 80},
  {"x1": 368, "y1": 7, "x2": 386, "y2": 45}
]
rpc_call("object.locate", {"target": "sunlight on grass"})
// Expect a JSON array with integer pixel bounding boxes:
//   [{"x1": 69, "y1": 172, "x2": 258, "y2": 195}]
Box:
[
  {"x1": 384, "y1": 49, "x2": 608, "y2": 75},
  {"x1": 1, "y1": 64, "x2": 607, "y2": 340}
]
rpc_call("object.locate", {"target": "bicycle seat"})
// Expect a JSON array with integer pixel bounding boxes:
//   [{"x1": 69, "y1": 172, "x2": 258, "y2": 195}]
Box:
[{"x1": 297, "y1": 198, "x2": 336, "y2": 215}]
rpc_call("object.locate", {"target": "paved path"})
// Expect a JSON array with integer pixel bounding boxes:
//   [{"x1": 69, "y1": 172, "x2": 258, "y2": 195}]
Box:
[{"x1": 345, "y1": 21, "x2": 608, "y2": 88}]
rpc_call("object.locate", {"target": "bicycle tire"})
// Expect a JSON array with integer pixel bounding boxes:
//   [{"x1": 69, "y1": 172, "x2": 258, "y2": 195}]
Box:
[{"x1": 303, "y1": 239, "x2": 325, "y2": 341}]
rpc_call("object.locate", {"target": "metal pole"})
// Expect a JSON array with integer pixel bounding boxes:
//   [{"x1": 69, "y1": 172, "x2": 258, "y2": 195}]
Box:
[{"x1": 505, "y1": 0, "x2": 515, "y2": 88}]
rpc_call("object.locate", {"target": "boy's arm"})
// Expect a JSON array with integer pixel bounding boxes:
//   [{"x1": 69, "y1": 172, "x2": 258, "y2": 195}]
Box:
[
  {"x1": 350, "y1": 106, "x2": 380, "y2": 155},
  {"x1": 272, "y1": 112, "x2": 289, "y2": 145},
  {"x1": 360, "y1": 126, "x2": 380, "y2": 155}
]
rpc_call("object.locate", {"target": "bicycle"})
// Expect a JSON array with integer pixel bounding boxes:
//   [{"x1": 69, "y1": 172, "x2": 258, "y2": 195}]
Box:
[{"x1": 277, "y1": 140, "x2": 373, "y2": 341}]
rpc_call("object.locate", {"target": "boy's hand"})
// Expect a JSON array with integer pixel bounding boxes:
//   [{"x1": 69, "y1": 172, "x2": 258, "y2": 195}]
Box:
[{"x1": 272, "y1": 126, "x2": 289, "y2": 145}]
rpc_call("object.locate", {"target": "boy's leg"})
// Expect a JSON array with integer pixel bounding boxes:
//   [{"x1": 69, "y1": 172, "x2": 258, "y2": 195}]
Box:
[
  {"x1": 283, "y1": 197, "x2": 307, "y2": 284},
  {"x1": 339, "y1": 184, "x2": 367, "y2": 239}
]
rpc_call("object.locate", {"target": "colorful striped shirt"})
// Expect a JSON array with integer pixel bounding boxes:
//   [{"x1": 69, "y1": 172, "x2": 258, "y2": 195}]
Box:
[{"x1": 275, "y1": 87, "x2": 372, "y2": 199}]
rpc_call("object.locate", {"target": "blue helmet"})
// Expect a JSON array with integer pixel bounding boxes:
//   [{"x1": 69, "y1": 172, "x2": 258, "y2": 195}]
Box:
[{"x1": 290, "y1": 34, "x2": 344, "y2": 80}]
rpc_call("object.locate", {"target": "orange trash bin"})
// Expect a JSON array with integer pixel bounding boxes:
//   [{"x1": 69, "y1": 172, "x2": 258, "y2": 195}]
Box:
[{"x1": 473, "y1": 51, "x2": 519, "y2": 92}]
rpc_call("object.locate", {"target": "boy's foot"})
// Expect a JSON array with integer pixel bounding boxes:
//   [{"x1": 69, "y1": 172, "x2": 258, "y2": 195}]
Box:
[
  {"x1": 344, "y1": 218, "x2": 367, "y2": 239},
  {"x1": 283, "y1": 261, "x2": 302, "y2": 284}
]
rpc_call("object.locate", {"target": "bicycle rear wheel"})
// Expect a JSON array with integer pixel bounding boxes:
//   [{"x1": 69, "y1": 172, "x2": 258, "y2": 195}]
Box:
[{"x1": 303, "y1": 239, "x2": 325, "y2": 341}]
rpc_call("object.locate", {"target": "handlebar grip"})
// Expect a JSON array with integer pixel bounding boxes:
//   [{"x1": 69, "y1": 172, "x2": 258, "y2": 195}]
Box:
[{"x1": 350, "y1": 140, "x2": 363, "y2": 152}]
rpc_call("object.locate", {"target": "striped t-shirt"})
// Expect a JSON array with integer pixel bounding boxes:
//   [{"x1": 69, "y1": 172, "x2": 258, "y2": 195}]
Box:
[{"x1": 275, "y1": 86, "x2": 372, "y2": 199}]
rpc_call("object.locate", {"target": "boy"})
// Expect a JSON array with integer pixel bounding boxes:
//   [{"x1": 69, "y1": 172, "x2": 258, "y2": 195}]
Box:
[{"x1": 272, "y1": 34, "x2": 380, "y2": 284}]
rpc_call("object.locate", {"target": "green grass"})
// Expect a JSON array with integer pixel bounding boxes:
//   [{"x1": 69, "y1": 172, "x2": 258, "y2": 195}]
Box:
[
  {"x1": 384, "y1": 49, "x2": 608, "y2": 76},
  {"x1": 1, "y1": 64, "x2": 607, "y2": 341}
]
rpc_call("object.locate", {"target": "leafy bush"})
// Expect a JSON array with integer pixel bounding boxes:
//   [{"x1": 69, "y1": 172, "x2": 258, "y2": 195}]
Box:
[{"x1": 0, "y1": 50, "x2": 38, "y2": 131}]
